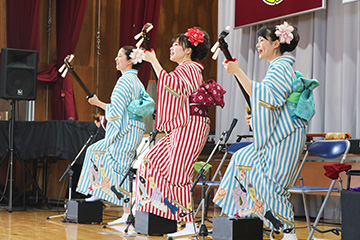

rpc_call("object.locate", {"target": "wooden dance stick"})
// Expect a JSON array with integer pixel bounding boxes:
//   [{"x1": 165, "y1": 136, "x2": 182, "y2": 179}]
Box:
[
  {"x1": 59, "y1": 54, "x2": 105, "y2": 112},
  {"x1": 212, "y1": 26, "x2": 252, "y2": 131},
  {"x1": 134, "y1": 22, "x2": 159, "y2": 83},
  {"x1": 59, "y1": 54, "x2": 93, "y2": 98},
  {"x1": 134, "y1": 23, "x2": 153, "y2": 50},
  {"x1": 211, "y1": 26, "x2": 251, "y2": 112}
]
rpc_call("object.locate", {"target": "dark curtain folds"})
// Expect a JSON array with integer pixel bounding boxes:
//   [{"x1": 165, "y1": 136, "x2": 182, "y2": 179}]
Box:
[
  {"x1": 6, "y1": 0, "x2": 41, "y2": 52},
  {"x1": 52, "y1": 0, "x2": 87, "y2": 120},
  {"x1": 37, "y1": 62, "x2": 58, "y2": 82},
  {"x1": 37, "y1": 0, "x2": 87, "y2": 120},
  {"x1": 120, "y1": 0, "x2": 161, "y2": 88}
]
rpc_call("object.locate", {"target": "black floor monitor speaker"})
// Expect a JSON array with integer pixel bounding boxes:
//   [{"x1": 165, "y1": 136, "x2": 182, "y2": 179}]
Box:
[
  {"x1": 213, "y1": 217, "x2": 263, "y2": 240},
  {"x1": 135, "y1": 211, "x2": 177, "y2": 236},
  {"x1": 66, "y1": 200, "x2": 103, "y2": 224},
  {"x1": 341, "y1": 189, "x2": 360, "y2": 240},
  {"x1": 0, "y1": 48, "x2": 38, "y2": 100}
]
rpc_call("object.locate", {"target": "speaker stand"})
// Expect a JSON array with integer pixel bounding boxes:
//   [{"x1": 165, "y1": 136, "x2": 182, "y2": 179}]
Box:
[{"x1": 0, "y1": 100, "x2": 48, "y2": 212}]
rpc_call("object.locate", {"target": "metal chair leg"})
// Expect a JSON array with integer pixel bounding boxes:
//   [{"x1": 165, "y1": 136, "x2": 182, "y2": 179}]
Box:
[
  {"x1": 301, "y1": 192, "x2": 311, "y2": 233},
  {"x1": 307, "y1": 180, "x2": 337, "y2": 240}
]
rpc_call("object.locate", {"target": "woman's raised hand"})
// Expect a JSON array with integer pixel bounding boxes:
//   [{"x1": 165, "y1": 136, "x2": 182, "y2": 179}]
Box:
[
  {"x1": 222, "y1": 59, "x2": 240, "y2": 76},
  {"x1": 88, "y1": 94, "x2": 99, "y2": 106},
  {"x1": 143, "y1": 49, "x2": 157, "y2": 63}
]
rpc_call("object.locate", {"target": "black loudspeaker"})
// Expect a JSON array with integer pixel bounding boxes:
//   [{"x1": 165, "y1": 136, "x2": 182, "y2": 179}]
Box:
[
  {"x1": 0, "y1": 48, "x2": 38, "y2": 100},
  {"x1": 213, "y1": 217, "x2": 263, "y2": 240},
  {"x1": 66, "y1": 200, "x2": 103, "y2": 223},
  {"x1": 135, "y1": 211, "x2": 177, "y2": 236},
  {"x1": 341, "y1": 190, "x2": 360, "y2": 240}
]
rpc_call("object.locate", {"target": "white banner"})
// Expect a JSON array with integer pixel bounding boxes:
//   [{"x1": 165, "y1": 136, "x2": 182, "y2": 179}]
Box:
[{"x1": 343, "y1": 0, "x2": 359, "y2": 4}]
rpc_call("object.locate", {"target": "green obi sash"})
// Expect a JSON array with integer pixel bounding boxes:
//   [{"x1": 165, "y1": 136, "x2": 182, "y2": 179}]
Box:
[{"x1": 286, "y1": 71, "x2": 319, "y2": 121}]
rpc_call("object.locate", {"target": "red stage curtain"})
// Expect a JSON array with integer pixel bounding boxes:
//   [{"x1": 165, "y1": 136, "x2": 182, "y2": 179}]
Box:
[
  {"x1": 119, "y1": 0, "x2": 161, "y2": 88},
  {"x1": 6, "y1": 0, "x2": 41, "y2": 52},
  {"x1": 51, "y1": 0, "x2": 87, "y2": 120},
  {"x1": 37, "y1": 62, "x2": 58, "y2": 82},
  {"x1": 38, "y1": 0, "x2": 87, "y2": 120}
]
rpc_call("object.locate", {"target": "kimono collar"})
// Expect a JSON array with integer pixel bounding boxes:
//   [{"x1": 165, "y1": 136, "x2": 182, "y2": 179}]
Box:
[
  {"x1": 270, "y1": 55, "x2": 295, "y2": 68},
  {"x1": 180, "y1": 61, "x2": 204, "y2": 71},
  {"x1": 122, "y1": 69, "x2": 138, "y2": 76}
]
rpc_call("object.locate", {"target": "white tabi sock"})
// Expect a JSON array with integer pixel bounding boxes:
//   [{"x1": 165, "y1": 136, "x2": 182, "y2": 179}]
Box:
[
  {"x1": 107, "y1": 213, "x2": 129, "y2": 226},
  {"x1": 85, "y1": 195, "x2": 101, "y2": 202},
  {"x1": 167, "y1": 222, "x2": 197, "y2": 238},
  {"x1": 282, "y1": 232, "x2": 298, "y2": 240}
]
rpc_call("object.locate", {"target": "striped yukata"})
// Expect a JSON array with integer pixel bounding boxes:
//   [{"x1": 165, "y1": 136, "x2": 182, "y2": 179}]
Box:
[
  {"x1": 214, "y1": 56, "x2": 308, "y2": 232},
  {"x1": 76, "y1": 69, "x2": 145, "y2": 206},
  {"x1": 135, "y1": 61, "x2": 210, "y2": 222}
]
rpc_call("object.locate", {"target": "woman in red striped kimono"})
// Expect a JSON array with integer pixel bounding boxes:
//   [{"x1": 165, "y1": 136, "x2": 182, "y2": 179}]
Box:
[{"x1": 135, "y1": 27, "x2": 212, "y2": 236}]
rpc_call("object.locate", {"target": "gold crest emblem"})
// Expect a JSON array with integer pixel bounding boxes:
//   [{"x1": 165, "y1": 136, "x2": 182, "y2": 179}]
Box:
[{"x1": 263, "y1": 0, "x2": 284, "y2": 5}]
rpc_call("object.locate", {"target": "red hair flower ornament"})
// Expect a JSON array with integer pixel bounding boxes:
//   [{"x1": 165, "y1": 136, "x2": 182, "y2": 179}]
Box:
[
  {"x1": 275, "y1": 21, "x2": 294, "y2": 44},
  {"x1": 184, "y1": 27, "x2": 204, "y2": 46}
]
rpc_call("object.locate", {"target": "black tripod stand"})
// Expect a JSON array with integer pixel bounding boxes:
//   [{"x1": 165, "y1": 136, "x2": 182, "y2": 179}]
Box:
[
  {"x1": 0, "y1": 100, "x2": 48, "y2": 212},
  {"x1": 103, "y1": 130, "x2": 158, "y2": 232},
  {"x1": 124, "y1": 168, "x2": 136, "y2": 233},
  {"x1": 46, "y1": 126, "x2": 101, "y2": 221}
]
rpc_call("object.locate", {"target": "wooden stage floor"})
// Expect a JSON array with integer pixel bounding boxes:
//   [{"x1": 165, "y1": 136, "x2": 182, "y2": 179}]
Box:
[{"x1": 0, "y1": 204, "x2": 342, "y2": 240}]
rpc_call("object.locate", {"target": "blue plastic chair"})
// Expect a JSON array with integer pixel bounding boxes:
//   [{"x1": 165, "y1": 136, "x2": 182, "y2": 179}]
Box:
[
  {"x1": 289, "y1": 140, "x2": 351, "y2": 240},
  {"x1": 227, "y1": 141, "x2": 252, "y2": 155}
]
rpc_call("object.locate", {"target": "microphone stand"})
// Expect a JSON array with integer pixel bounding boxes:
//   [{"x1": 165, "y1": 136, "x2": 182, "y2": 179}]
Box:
[
  {"x1": 46, "y1": 126, "x2": 102, "y2": 221},
  {"x1": 103, "y1": 130, "x2": 158, "y2": 230},
  {"x1": 189, "y1": 131, "x2": 226, "y2": 240},
  {"x1": 188, "y1": 118, "x2": 238, "y2": 240}
]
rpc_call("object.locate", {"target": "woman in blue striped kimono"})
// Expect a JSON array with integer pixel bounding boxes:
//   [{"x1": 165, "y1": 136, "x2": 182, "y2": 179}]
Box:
[
  {"x1": 76, "y1": 46, "x2": 150, "y2": 224},
  {"x1": 214, "y1": 22, "x2": 311, "y2": 240}
]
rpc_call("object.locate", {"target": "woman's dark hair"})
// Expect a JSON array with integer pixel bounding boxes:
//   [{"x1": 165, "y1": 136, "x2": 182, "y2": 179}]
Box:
[
  {"x1": 122, "y1": 45, "x2": 144, "y2": 69},
  {"x1": 257, "y1": 23, "x2": 300, "y2": 54},
  {"x1": 172, "y1": 26, "x2": 210, "y2": 61}
]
